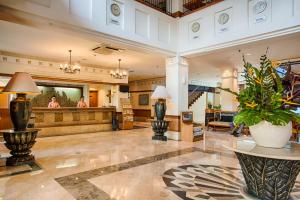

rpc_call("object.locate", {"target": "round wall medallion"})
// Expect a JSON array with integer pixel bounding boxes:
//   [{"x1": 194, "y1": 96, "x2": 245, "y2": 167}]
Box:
[
  {"x1": 111, "y1": 3, "x2": 121, "y2": 17},
  {"x1": 218, "y1": 13, "x2": 230, "y2": 25},
  {"x1": 191, "y1": 22, "x2": 200, "y2": 33},
  {"x1": 254, "y1": 0, "x2": 267, "y2": 14}
]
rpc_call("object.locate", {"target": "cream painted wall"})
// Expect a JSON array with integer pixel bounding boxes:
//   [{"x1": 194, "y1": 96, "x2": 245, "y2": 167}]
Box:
[
  {"x1": 0, "y1": 54, "x2": 128, "y2": 84},
  {"x1": 178, "y1": 0, "x2": 300, "y2": 55},
  {"x1": 89, "y1": 84, "x2": 112, "y2": 107},
  {"x1": 129, "y1": 77, "x2": 165, "y2": 116},
  {"x1": 0, "y1": 0, "x2": 177, "y2": 53},
  {"x1": 111, "y1": 85, "x2": 129, "y2": 112}
]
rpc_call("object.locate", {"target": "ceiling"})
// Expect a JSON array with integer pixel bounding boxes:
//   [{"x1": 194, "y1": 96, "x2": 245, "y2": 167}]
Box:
[
  {"x1": 1, "y1": 19, "x2": 300, "y2": 83},
  {"x1": 188, "y1": 32, "x2": 300, "y2": 83},
  {"x1": 0, "y1": 20, "x2": 167, "y2": 81}
]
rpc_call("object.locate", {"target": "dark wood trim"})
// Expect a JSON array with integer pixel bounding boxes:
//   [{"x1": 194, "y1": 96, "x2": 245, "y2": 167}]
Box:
[
  {"x1": 165, "y1": 115, "x2": 181, "y2": 132},
  {"x1": 182, "y1": 0, "x2": 224, "y2": 17},
  {"x1": 0, "y1": 73, "x2": 119, "y2": 85},
  {"x1": 129, "y1": 90, "x2": 153, "y2": 93},
  {"x1": 165, "y1": 115, "x2": 180, "y2": 119},
  {"x1": 135, "y1": 0, "x2": 174, "y2": 18},
  {"x1": 129, "y1": 76, "x2": 165, "y2": 83},
  {"x1": 172, "y1": 11, "x2": 183, "y2": 18}
]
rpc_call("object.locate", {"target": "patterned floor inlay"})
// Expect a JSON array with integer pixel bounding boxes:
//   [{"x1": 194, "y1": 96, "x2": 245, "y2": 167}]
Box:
[
  {"x1": 162, "y1": 164, "x2": 300, "y2": 200},
  {"x1": 55, "y1": 148, "x2": 237, "y2": 200},
  {"x1": 55, "y1": 147, "x2": 201, "y2": 200}
]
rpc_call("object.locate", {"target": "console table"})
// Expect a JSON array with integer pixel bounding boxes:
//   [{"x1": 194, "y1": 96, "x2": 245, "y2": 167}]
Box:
[{"x1": 225, "y1": 140, "x2": 300, "y2": 200}]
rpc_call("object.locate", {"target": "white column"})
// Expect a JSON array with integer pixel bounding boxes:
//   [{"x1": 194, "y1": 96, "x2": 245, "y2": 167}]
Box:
[
  {"x1": 220, "y1": 69, "x2": 238, "y2": 111},
  {"x1": 170, "y1": 0, "x2": 184, "y2": 13},
  {"x1": 165, "y1": 56, "x2": 189, "y2": 116}
]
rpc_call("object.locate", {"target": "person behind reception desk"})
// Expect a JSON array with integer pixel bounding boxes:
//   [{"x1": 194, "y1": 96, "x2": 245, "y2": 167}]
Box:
[
  {"x1": 77, "y1": 96, "x2": 88, "y2": 108},
  {"x1": 48, "y1": 96, "x2": 61, "y2": 108}
]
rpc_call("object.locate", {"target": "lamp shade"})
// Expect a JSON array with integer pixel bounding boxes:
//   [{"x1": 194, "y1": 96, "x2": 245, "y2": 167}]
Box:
[
  {"x1": 2, "y1": 72, "x2": 40, "y2": 94},
  {"x1": 151, "y1": 85, "x2": 169, "y2": 99}
]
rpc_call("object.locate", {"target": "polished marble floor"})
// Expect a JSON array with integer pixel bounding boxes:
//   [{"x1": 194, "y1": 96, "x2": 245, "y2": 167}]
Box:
[{"x1": 0, "y1": 124, "x2": 299, "y2": 200}]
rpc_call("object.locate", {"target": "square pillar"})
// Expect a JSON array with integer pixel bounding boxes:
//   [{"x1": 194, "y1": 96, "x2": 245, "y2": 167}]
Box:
[
  {"x1": 220, "y1": 69, "x2": 238, "y2": 111},
  {"x1": 165, "y1": 56, "x2": 188, "y2": 135}
]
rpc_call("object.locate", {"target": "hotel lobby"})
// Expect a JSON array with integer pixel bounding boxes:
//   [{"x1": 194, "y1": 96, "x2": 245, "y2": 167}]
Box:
[{"x1": 0, "y1": 0, "x2": 300, "y2": 200}]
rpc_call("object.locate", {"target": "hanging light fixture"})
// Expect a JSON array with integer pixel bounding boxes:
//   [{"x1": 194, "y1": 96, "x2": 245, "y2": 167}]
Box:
[
  {"x1": 110, "y1": 59, "x2": 127, "y2": 79},
  {"x1": 59, "y1": 50, "x2": 81, "y2": 74}
]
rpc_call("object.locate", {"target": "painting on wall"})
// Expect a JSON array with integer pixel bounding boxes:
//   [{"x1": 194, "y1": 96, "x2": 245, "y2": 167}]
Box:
[
  {"x1": 139, "y1": 94, "x2": 149, "y2": 105},
  {"x1": 31, "y1": 85, "x2": 83, "y2": 107}
]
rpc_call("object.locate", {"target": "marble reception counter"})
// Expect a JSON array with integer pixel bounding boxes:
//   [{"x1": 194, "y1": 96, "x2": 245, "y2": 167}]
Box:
[{"x1": 32, "y1": 107, "x2": 115, "y2": 137}]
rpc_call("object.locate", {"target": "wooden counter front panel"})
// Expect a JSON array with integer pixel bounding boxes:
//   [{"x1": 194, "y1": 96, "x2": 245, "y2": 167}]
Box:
[
  {"x1": 33, "y1": 108, "x2": 114, "y2": 128},
  {"x1": 32, "y1": 107, "x2": 115, "y2": 137}
]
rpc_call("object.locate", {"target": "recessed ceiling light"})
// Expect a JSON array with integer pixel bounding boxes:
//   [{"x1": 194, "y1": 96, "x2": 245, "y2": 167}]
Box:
[{"x1": 245, "y1": 53, "x2": 252, "y2": 56}]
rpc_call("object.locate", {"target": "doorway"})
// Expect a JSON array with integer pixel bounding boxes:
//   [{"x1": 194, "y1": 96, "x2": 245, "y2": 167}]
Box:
[{"x1": 89, "y1": 91, "x2": 98, "y2": 107}]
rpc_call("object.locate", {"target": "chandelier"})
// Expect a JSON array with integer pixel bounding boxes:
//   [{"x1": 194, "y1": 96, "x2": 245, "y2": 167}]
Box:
[
  {"x1": 59, "y1": 50, "x2": 81, "y2": 74},
  {"x1": 110, "y1": 59, "x2": 127, "y2": 79}
]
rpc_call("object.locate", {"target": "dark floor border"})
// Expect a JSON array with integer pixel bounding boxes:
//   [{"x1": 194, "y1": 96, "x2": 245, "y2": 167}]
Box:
[{"x1": 55, "y1": 147, "x2": 235, "y2": 200}]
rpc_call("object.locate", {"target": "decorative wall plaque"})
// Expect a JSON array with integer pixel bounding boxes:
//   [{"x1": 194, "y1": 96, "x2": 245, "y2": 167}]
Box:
[
  {"x1": 191, "y1": 22, "x2": 200, "y2": 33},
  {"x1": 189, "y1": 19, "x2": 202, "y2": 40},
  {"x1": 254, "y1": 0, "x2": 267, "y2": 14},
  {"x1": 107, "y1": 0, "x2": 124, "y2": 27},
  {"x1": 111, "y1": 3, "x2": 121, "y2": 16},
  {"x1": 215, "y1": 7, "x2": 233, "y2": 34},
  {"x1": 249, "y1": 0, "x2": 271, "y2": 25},
  {"x1": 218, "y1": 13, "x2": 230, "y2": 25}
]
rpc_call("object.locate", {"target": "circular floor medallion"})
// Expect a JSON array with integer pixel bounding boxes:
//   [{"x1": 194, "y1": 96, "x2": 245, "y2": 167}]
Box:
[{"x1": 162, "y1": 164, "x2": 300, "y2": 200}]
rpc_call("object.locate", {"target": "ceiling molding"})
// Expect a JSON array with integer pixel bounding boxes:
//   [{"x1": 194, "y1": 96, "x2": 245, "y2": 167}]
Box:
[{"x1": 181, "y1": 25, "x2": 300, "y2": 57}]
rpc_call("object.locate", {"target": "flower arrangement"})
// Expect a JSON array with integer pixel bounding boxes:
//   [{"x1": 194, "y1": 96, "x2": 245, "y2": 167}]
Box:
[{"x1": 221, "y1": 54, "x2": 300, "y2": 126}]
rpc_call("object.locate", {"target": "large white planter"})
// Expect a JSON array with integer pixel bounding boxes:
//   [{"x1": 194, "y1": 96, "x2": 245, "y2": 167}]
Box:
[{"x1": 249, "y1": 120, "x2": 292, "y2": 148}]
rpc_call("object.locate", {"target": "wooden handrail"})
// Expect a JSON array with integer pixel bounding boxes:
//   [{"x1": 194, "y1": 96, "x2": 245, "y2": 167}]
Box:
[{"x1": 135, "y1": 0, "x2": 224, "y2": 18}]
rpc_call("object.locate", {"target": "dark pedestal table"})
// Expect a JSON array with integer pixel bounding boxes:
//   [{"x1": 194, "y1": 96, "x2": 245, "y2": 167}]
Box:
[
  {"x1": 0, "y1": 128, "x2": 39, "y2": 166},
  {"x1": 225, "y1": 140, "x2": 300, "y2": 200},
  {"x1": 150, "y1": 120, "x2": 169, "y2": 141}
]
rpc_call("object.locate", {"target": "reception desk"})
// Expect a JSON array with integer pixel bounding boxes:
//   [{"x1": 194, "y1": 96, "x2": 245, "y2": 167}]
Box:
[{"x1": 32, "y1": 107, "x2": 115, "y2": 137}]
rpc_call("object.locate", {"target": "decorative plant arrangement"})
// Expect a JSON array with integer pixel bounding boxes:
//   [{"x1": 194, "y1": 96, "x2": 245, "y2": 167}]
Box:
[
  {"x1": 207, "y1": 102, "x2": 213, "y2": 109},
  {"x1": 221, "y1": 53, "x2": 300, "y2": 148}
]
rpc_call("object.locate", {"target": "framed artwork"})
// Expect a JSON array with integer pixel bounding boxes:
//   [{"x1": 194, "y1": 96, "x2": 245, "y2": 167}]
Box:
[{"x1": 139, "y1": 94, "x2": 149, "y2": 105}]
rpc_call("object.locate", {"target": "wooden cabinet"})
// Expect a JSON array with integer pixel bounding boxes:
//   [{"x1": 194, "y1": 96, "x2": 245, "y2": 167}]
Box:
[
  {"x1": 120, "y1": 102, "x2": 134, "y2": 130},
  {"x1": 180, "y1": 111, "x2": 205, "y2": 142}
]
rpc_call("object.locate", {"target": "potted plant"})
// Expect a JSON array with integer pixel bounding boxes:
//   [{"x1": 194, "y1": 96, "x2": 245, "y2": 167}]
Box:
[
  {"x1": 207, "y1": 102, "x2": 213, "y2": 109},
  {"x1": 221, "y1": 54, "x2": 300, "y2": 148}
]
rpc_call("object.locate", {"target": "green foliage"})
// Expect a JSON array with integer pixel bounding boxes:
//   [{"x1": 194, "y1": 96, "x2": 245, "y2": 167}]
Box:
[
  {"x1": 220, "y1": 54, "x2": 300, "y2": 126},
  {"x1": 213, "y1": 104, "x2": 222, "y2": 109}
]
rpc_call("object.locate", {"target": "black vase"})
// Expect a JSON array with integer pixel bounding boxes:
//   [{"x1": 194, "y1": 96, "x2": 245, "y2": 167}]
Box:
[
  {"x1": 155, "y1": 99, "x2": 166, "y2": 121},
  {"x1": 10, "y1": 93, "x2": 31, "y2": 131}
]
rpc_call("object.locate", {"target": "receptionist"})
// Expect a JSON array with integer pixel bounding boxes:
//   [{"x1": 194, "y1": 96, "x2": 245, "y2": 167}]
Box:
[
  {"x1": 77, "y1": 96, "x2": 88, "y2": 108},
  {"x1": 48, "y1": 96, "x2": 61, "y2": 108}
]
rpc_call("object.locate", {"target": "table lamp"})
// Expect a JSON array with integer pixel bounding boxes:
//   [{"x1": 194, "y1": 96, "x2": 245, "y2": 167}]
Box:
[
  {"x1": 2, "y1": 72, "x2": 40, "y2": 131},
  {"x1": 151, "y1": 86, "x2": 169, "y2": 121}
]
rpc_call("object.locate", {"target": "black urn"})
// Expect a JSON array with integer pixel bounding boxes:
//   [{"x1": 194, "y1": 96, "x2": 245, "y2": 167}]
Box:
[
  {"x1": 10, "y1": 93, "x2": 32, "y2": 131},
  {"x1": 155, "y1": 99, "x2": 166, "y2": 121}
]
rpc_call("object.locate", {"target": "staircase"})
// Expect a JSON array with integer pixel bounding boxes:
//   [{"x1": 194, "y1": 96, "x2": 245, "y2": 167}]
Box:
[
  {"x1": 188, "y1": 84, "x2": 215, "y2": 108},
  {"x1": 188, "y1": 91, "x2": 204, "y2": 108}
]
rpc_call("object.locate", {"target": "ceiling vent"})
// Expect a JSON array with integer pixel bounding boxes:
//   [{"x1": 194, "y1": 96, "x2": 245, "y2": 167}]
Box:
[{"x1": 92, "y1": 44, "x2": 124, "y2": 55}]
